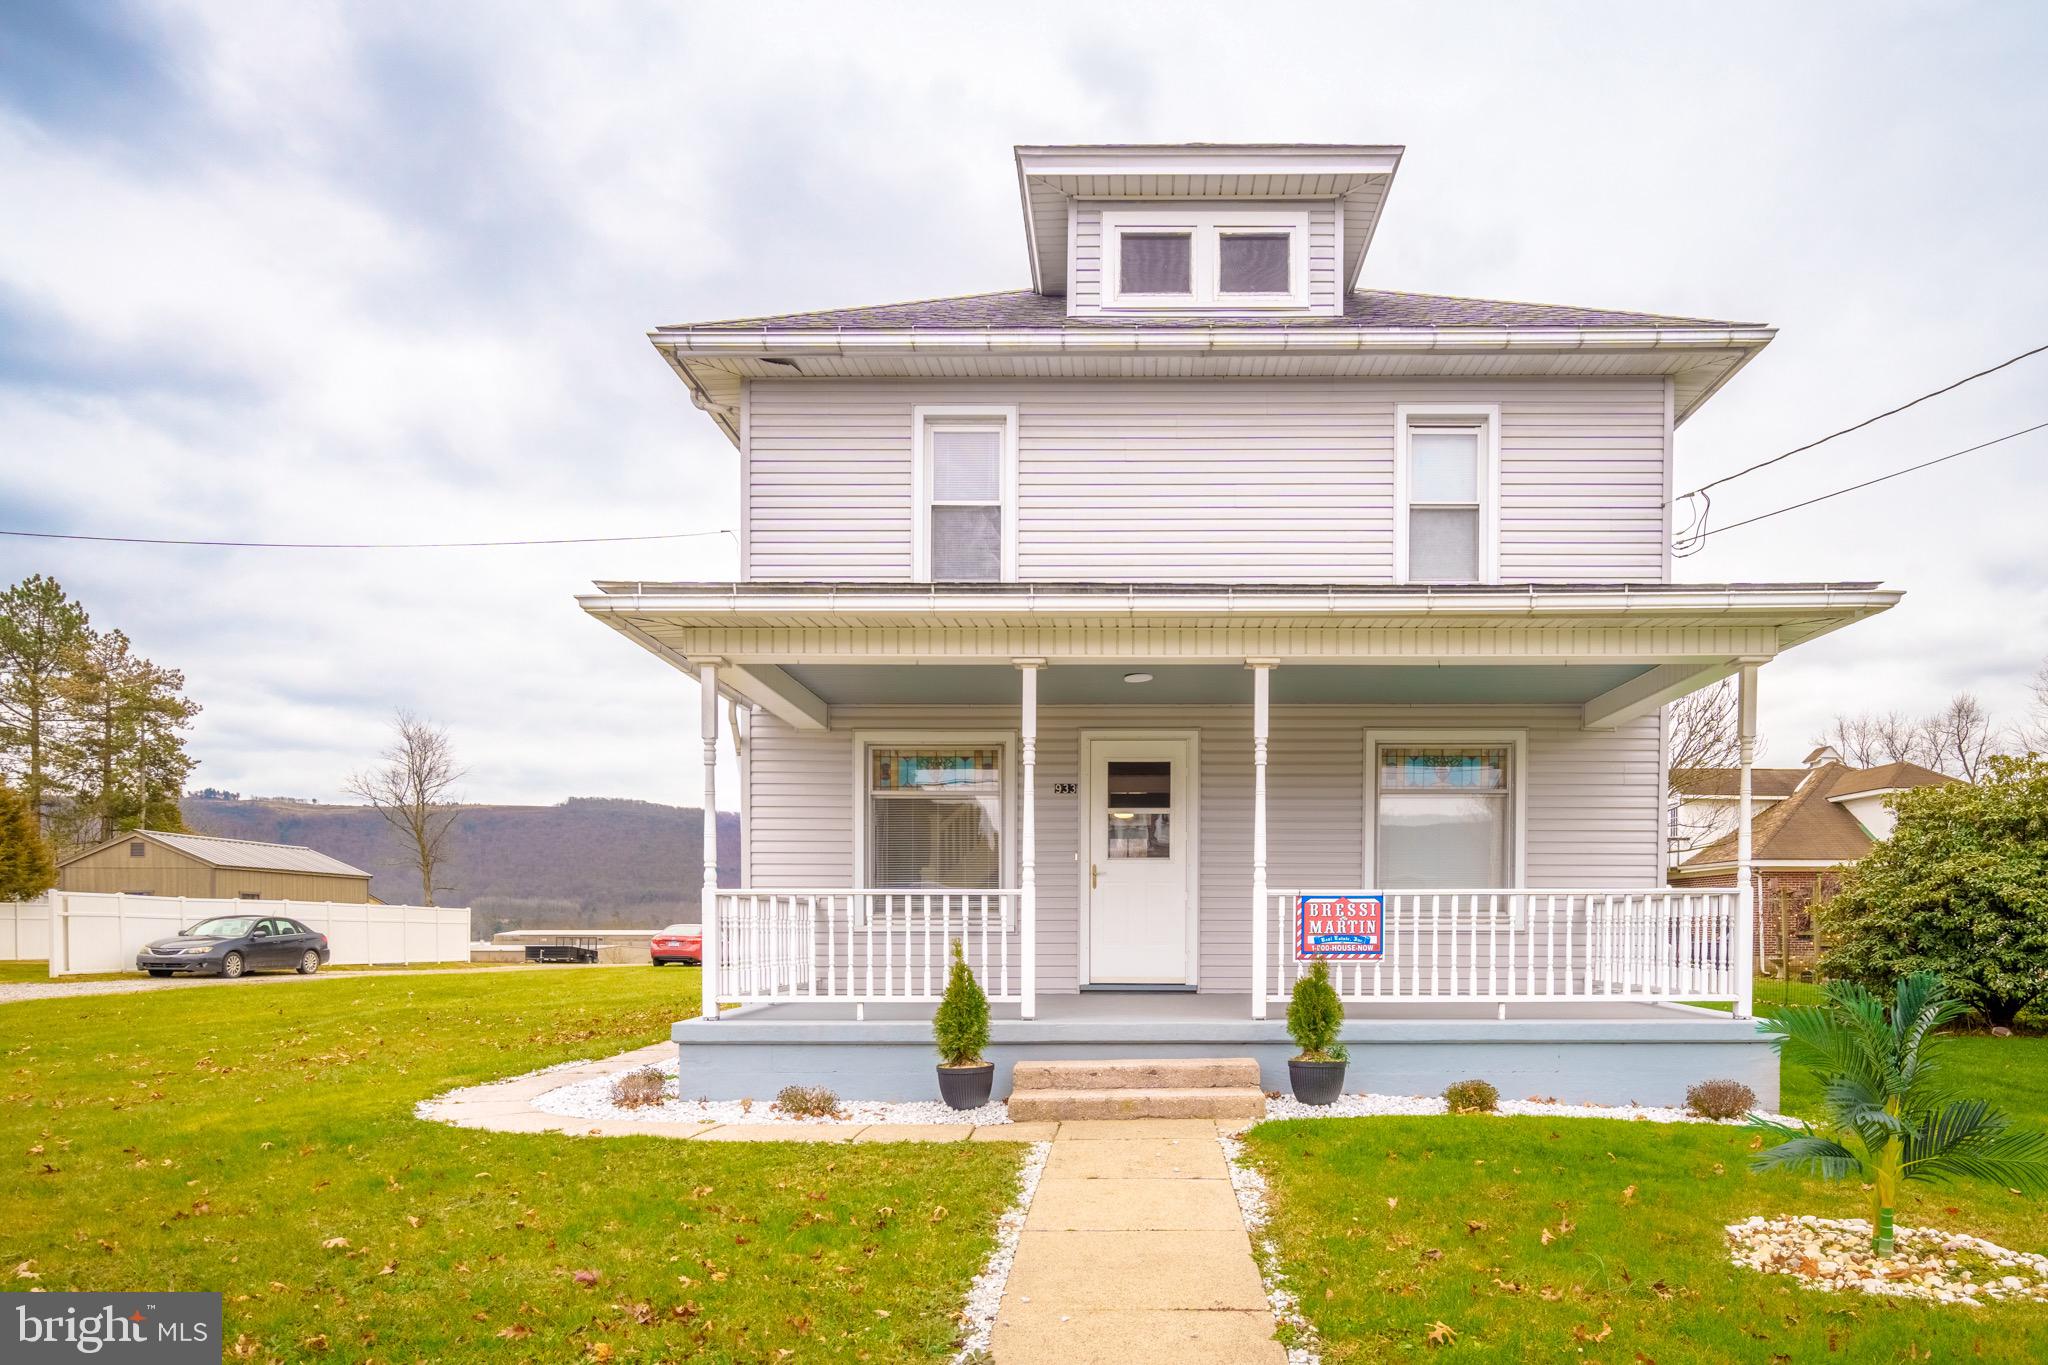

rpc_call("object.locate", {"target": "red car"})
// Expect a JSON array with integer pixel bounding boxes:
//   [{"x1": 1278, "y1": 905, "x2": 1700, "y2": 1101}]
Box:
[{"x1": 651, "y1": 925, "x2": 702, "y2": 966}]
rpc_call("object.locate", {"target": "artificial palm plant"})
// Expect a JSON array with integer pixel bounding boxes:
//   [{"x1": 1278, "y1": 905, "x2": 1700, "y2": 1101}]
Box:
[{"x1": 1749, "y1": 971, "x2": 2048, "y2": 1255}]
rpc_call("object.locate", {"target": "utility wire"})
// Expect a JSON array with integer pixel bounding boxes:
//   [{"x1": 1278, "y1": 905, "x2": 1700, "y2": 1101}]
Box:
[
  {"x1": 0, "y1": 527, "x2": 738, "y2": 550},
  {"x1": 1690, "y1": 419, "x2": 2048, "y2": 543},
  {"x1": 1679, "y1": 339, "x2": 2048, "y2": 500}
]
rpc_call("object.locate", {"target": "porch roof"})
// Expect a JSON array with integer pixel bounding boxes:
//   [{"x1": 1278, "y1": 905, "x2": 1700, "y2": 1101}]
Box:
[{"x1": 579, "y1": 579, "x2": 1897, "y2": 732}]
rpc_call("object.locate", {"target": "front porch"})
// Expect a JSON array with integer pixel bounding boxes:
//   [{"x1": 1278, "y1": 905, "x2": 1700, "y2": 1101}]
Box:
[{"x1": 672, "y1": 990, "x2": 1776, "y2": 1107}]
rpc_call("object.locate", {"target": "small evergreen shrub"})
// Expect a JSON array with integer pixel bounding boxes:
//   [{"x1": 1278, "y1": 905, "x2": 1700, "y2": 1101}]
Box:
[
  {"x1": 933, "y1": 939, "x2": 990, "y2": 1067},
  {"x1": 1686, "y1": 1078, "x2": 1757, "y2": 1120},
  {"x1": 610, "y1": 1066, "x2": 667, "y2": 1109},
  {"x1": 1443, "y1": 1079, "x2": 1499, "y2": 1113},
  {"x1": 1286, "y1": 961, "x2": 1346, "y2": 1062},
  {"x1": 774, "y1": 1084, "x2": 842, "y2": 1118}
]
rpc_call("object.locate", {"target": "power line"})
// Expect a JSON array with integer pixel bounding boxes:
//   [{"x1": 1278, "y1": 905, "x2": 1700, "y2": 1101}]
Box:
[
  {"x1": 0, "y1": 527, "x2": 738, "y2": 550},
  {"x1": 1691, "y1": 419, "x2": 2048, "y2": 543},
  {"x1": 1680, "y1": 339, "x2": 2048, "y2": 499}
]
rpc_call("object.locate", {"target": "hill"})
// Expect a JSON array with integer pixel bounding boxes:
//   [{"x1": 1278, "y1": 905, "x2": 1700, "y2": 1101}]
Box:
[{"x1": 180, "y1": 795, "x2": 740, "y2": 938}]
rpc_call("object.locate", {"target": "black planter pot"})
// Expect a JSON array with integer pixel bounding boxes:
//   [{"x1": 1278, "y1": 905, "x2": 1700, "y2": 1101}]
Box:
[
  {"x1": 1288, "y1": 1058, "x2": 1346, "y2": 1106},
  {"x1": 937, "y1": 1062, "x2": 996, "y2": 1110}
]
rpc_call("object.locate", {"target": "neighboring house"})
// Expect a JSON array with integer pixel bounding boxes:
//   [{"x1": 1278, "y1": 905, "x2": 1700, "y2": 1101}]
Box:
[
  {"x1": 58, "y1": 830, "x2": 376, "y2": 903},
  {"x1": 1670, "y1": 750, "x2": 1952, "y2": 970},
  {"x1": 579, "y1": 141, "x2": 1901, "y2": 1105}
]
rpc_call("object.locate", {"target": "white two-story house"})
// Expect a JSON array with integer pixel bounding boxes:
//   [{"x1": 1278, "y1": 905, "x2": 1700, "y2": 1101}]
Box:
[{"x1": 580, "y1": 143, "x2": 1898, "y2": 1105}]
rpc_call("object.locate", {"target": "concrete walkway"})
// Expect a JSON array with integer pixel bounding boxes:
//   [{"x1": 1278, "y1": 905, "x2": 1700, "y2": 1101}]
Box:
[{"x1": 989, "y1": 1118, "x2": 1283, "y2": 1363}]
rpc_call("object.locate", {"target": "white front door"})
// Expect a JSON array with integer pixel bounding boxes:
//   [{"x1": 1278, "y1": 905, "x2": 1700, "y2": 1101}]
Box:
[{"x1": 1085, "y1": 737, "x2": 1192, "y2": 984}]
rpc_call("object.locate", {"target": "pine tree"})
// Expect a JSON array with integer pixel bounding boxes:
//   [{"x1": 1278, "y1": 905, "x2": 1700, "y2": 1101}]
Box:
[
  {"x1": 0, "y1": 575, "x2": 91, "y2": 825},
  {"x1": 53, "y1": 630, "x2": 200, "y2": 845},
  {"x1": 0, "y1": 783, "x2": 57, "y2": 900}
]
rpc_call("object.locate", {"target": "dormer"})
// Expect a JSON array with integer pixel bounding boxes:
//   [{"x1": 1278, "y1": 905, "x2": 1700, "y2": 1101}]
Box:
[{"x1": 1013, "y1": 143, "x2": 1403, "y2": 318}]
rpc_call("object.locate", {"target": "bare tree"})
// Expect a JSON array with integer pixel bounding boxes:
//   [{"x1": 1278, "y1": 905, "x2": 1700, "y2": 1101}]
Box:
[
  {"x1": 1815, "y1": 711, "x2": 1929, "y2": 768},
  {"x1": 346, "y1": 710, "x2": 464, "y2": 905},
  {"x1": 2011, "y1": 658, "x2": 2048, "y2": 756},
  {"x1": 1666, "y1": 680, "x2": 1740, "y2": 860},
  {"x1": 1923, "y1": 692, "x2": 1997, "y2": 781}
]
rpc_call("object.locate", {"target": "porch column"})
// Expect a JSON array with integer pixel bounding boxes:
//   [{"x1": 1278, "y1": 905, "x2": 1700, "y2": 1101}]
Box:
[
  {"x1": 1016, "y1": 659, "x2": 1043, "y2": 1019},
  {"x1": 1248, "y1": 659, "x2": 1277, "y2": 1019},
  {"x1": 698, "y1": 658, "x2": 722, "y2": 1021},
  {"x1": 1734, "y1": 661, "x2": 1759, "y2": 1019}
]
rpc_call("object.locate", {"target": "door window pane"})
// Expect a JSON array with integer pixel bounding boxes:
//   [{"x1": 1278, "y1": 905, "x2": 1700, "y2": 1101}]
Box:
[
  {"x1": 1408, "y1": 508, "x2": 1479, "y2": 580},
  {"x1": 1120, "y1": 232, "x2": 1192, "y2": 294},
  {"x1": 1218, "y1": 233, "x2": 1290, "y2": 293},
  {"x1": 1105, "y1": 760, "x2": 1172, "y2": 859},
  {"x1": 931, "y1": 428, "x2": 1002, "y2": 501},
  {"x1": 931, "y1": 504, "x2": 1001, "y2": 579},
  {"x1": 1107, "y1": 813, "x2": 1170, "y2": 859},
  {"x1": 1410, "y1": 429, "x2": 1479, "y2": 502}
]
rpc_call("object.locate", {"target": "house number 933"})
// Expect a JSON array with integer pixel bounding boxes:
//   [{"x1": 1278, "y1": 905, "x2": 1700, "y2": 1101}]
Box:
[{"x1": 1051, "y1": 782, "x2": 1078, "y2": 795}]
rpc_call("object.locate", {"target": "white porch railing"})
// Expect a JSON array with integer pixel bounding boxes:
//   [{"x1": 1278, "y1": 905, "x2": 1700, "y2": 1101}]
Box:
[
  {"x1": 1264, "y1": 888, "x2": 1741, "y2": 1005},
  {"x1": 711, "y1": 889, "x2": 1022, "y2": 1004}
]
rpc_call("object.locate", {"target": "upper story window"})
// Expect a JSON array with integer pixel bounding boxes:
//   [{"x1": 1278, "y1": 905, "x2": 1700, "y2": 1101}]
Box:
[
  {"x1": 1102, "y1": 209, "x2": 1309, "y2": 311},
  {"x1": 1393, "y1": 404, "x2": 1500, "y2": 584},
  {"x1": 913, "y1": 406, "x2": 1018, "y2": 581}
]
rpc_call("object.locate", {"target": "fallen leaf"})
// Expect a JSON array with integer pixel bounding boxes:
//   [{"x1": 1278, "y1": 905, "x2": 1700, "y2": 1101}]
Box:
[
  {"x1": 1622, "y1": 1185, "x2": 1637, "y2": 1204},
  {"x1": 1465, "y1": 1220, "x2": 1487, "y2": 1236},
  {"x1": 1426, "y1": 1320, "x2": 1458, "y2": 1347},
  {"x1": 12, "y1": 1261, "x2": 39, "y2": 1280},
  {"x1": 572, "y1": 1269, "x2": 601, "y2": 1287},
  {"x1": 496, "y1": 1325, "x2": 532, "y2": 1340},
  {"x1": 300, "y1": 1334, "x2": 329, "y2": 1351},
  {"x1": 1387, "y1": 1196, "x2": 1400, "y2": 1210},
  {"x1": 321, "y1": 1237, "x2": 349, "y2": 1251},
  {"x1": 586, "y1": 1345, "x2": 614, "y2": 1363}
]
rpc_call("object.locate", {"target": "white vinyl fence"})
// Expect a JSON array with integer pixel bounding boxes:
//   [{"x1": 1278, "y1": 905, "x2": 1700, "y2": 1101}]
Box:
[{"x1": 7, "y1": 893, "x2": 471, "y2": 977}]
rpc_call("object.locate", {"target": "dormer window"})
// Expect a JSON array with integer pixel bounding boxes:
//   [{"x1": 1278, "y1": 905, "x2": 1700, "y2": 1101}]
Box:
[{"x1": 1102, "y1": 209, "x2": 1308, "y2": 311}]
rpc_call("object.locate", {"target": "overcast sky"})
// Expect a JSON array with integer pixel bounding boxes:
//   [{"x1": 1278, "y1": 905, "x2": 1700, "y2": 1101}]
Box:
[{"x1": 3, "y1": 1, "x2": 2045, "y2": 810}]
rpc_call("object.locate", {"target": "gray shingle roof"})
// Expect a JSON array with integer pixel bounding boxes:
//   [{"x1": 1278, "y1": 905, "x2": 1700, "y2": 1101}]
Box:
[
  {"x1": 143, "y1": 831, "x2": 370, "y2": 878},
  {"x1": 658, "y1": 288, "x2": 1763, "y2": 334}
]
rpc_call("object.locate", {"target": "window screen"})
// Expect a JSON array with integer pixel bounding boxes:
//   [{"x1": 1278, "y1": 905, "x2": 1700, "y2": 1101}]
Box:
[
  {"x1": 1374, "y1": 745, "x2": 1511, "y2": 888},
  {"x1": 1218, "y1": 233, "x2": 1290, "y2": 293},
  {"x1": 1120, "y1": 232, "x2": 1192, "y2": 294},
  {"x1": 867, "y1": 747, "x2": 1003, "y2": 888},
  {"x1": 1406, "y1": 425, "x2": 1484, "y2": 581},
  {"x1": 926, "y1": 424, "x2": 1004, "y2": 580}
]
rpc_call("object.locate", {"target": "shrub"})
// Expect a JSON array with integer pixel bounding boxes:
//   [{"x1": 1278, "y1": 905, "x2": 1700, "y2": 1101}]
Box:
[
  {"x1": 933, "y1": 939, "x2": 990, "y2": 1067},
  {"x1": 1443, "y1": 1079, "x2": 1499, "y2": 1113},
  {"x1": 610, "y1": 1066, "x2": 667, "y2": 1109},
  {"x1": 773, "y1": 1084, "x2": 842, "y2": 1119},
  {"x1": 0, "y1": 784, "x2": 56, "y2": 901},
  {"x1": 1817, "y1": 754, "x2": 2048, "y2": 1029},
  {"x1": 1751, "y1": 972, "x2": 2048, "y2": 1255},
  {"x1": 1286, "y1": 961, "x2": 1346, "y2": 1062},
  {"x1": 1685, "y1": 1078, "x2": 1756, "y2": 1120}
]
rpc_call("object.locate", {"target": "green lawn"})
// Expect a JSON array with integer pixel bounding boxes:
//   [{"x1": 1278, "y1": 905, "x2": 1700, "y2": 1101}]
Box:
[
  {"x1": 1245, "y1": 1032, "x2": 2048, "y2": 1360},
  {"x1": 3, "y1": 965, "x2": 1021, "y2": 1362}
]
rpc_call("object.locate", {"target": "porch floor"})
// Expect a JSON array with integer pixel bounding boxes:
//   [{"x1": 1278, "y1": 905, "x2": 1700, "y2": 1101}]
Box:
[{"x1": 719, "y1": 992, "x2": 1724, "y2": 1027}]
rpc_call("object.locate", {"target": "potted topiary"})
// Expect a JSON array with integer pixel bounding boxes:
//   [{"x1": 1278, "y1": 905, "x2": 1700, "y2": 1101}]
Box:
[
  {"x1": 1286, "y1": 960, "x2": 1348, "y2": 1104},
  {"x1": 933, "y1": 938, "x2": 994, "y2": 1109}
]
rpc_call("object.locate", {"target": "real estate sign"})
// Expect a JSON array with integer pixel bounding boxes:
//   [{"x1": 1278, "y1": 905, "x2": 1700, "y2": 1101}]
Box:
[{"x1": 1295, "y1": 893, "x2": 1386, "y2": 960}]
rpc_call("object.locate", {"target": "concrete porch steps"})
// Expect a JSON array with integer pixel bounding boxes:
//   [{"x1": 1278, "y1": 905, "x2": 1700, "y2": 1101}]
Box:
[{"x1": 1008, "y1": 1057, "x2": 1266, "y2": 1120}]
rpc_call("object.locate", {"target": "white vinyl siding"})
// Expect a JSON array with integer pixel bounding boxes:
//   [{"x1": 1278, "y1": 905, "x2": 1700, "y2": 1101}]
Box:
[
  {"x1": 743, "y1": 378, "x2": 1670, "y2": 583},
  {"x1": 743, "y1": 703, "x2": 1664, "y2": 995}
]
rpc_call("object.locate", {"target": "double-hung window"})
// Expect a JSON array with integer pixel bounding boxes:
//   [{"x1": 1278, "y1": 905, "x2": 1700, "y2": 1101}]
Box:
[
  {"x1": 1394, "y1": 405, "x2": 1500, "y2": 583},
  {"x1": 1366, "y1": 733, "x2": 1524, "y2": 889},
  {"x1": 1102, "y1": 209, "x2": 1309, "y2": 310},
  {"x1": 913, "y1": 407, "x2": 1017, "y2": 581}
]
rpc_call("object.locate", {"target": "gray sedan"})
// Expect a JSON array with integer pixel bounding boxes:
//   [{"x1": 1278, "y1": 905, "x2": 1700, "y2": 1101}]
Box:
[{"x1": 136, "y1": 915, "x2": 332, "y2": 978}]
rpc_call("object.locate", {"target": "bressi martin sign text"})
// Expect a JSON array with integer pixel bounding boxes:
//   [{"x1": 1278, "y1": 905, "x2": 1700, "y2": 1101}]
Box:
[{"x1": 1295, "y1": 893, "x2": 1386, "y2": 961}]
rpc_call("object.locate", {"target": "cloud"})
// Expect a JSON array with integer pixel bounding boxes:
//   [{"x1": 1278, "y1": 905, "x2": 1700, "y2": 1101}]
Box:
[{"x1": 3, "y1": 0, "x2": 2046, "y2": 808}]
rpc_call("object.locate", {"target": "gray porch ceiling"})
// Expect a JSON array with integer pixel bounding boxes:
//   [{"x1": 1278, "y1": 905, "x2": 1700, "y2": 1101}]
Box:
[{"x1": 781, "y1": 661, "x2": 1655, "y2": 707}]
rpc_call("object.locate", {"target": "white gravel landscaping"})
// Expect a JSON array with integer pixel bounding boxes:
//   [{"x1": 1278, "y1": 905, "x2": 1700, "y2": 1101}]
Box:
[
  {"x1": 1263, "y1": 1090, "x2": 1795, "y2": 1126},
  {"x1": 951, "y1": 1140, "x2": 1049, "y2": 1363},
  {"x1": 1727, "y1": 1215, "x2": 2048, "y2": 1305},
  {"x1": 527, "y1": 1058, "x2": 1011, "y2": 1126},
  {"x1": 1219, "y1": 1130, "x2": 1319, "y2": 1365}
]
